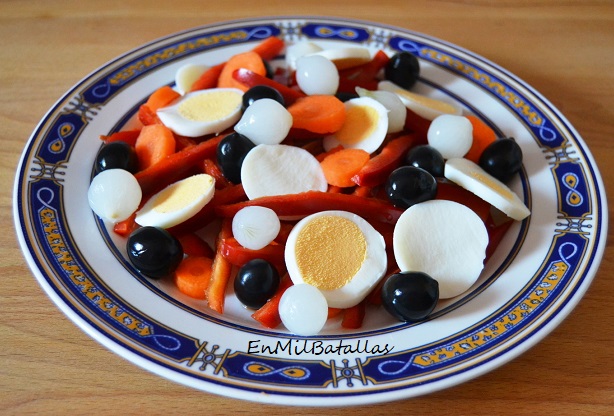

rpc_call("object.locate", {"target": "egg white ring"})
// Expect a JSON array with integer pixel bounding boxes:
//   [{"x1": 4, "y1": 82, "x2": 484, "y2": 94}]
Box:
[
  {"x1": 284, "y1": 210, "x2": 387, "y2": 309},
  {"x1": 323, "y1": 96, "x2": 389, "y2": 154},
  {"x1": 156, "y1": 88, "x2": 244, "y2": 137}
]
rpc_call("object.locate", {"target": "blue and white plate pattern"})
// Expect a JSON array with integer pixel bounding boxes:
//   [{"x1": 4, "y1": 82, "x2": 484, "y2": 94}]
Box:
[{"x1": 13, "y1": 17, "x2": 607, "y2": 406}]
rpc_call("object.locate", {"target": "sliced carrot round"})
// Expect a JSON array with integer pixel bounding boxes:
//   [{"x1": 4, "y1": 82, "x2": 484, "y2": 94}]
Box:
[
  {"x1": 287, "y1": 95, "x2": 346, "y2": 134},
  {"x1": 174, "y1": 256, "x2": 213, "y2": 299},
  {"x1": 320, "y1": 148, "x2": 370, "y2": 188},
  {"x1": 217, "y1": 51, "x2": 266, "y2": 91}
]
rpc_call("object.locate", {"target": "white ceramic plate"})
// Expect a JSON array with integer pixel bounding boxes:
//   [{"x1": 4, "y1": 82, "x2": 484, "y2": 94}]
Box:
[{"x1": 13, "y1": 16, "x2": 607, "y2": 406}]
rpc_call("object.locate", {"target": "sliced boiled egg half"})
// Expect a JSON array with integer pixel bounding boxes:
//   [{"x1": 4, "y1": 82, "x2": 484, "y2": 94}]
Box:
[
  {"x1": 135, "y1": 173, "x2": 215, "y2": 229},
  {"x1": 174, "y1": 63, "x2": 209, "y2": 95},
  {"x1": 156, "y1": 88, "x2": 243, "y2": 137},
  {"x1": 323, "y1": 96, "x2": 388, "y2": 154},
  {"x1": 393, "y1": 199, "x2": 489, "y2": 299},
  {"x1": 355, "y1": 87, "x2": 407, "y2": 133},
  {"x1": 444, "y1": 157, "x2": 530, "y2": 221},
  {"x1": 284, "y1": 210, "x2": 387, "y2": 309},
  {"x1": 378, "y1": 80, "x2": 462, "y2": 121}
]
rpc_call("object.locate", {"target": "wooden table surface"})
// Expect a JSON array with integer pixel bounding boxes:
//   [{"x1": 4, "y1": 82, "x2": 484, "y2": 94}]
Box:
[{"x1": 2, "y1": 1, "x2": 613, "y2": 414}]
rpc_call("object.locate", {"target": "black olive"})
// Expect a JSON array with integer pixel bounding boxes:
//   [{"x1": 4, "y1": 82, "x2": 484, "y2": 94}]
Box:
[
  {"x1": 242, "y1": 85, "x2": 285, "y2": 112},
  {"x1": 216, "y1": 132, "x2": 256, "y2": 184},
  {"x1": 479, "y1": 137, "x2": 523, "y2": 183},
  {"x1": 385, "y1": 52, "x2": 420, "y2": 90},
  {"x1": 385, "y1": 166, "x2": 438, "y2": 209},
  {"x1": 381, "y1": 271, "x2": 439, "y2": 322},
  {"x1": 234, "y1": 259, "x2": 280, "y2": 309},
  {"x1": 94, "y1": 141, "x2": 139, "y2": 175},
  {"x1": 403, "y1": 145, "x2": 445, "y2": 177},
  {"x1": 127, "y1": 226, "x2": 183, "y2": 279}
]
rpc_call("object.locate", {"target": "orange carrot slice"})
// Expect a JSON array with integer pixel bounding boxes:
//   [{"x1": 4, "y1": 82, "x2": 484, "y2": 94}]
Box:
[
  {"x1": 287, "y1": 95, "x2": 346, "y2": 134},
  {"x1": 320, "y1": 148, "x2": 370, "y2": 187},
  {"x1": 251, "y1": 36, "x2": 285, "y2": 60},
  {"x1": 464, "y1": 115, "x2": 497, "y2": 163},
  {"x1": 145, "y1": 85, "x2": 181, "y2": 111},
  {"x1": 134, "y1": 124, "x2": 176, "y2": 171},
  {"x1": 217, "y1": 51, "x2": 266, "y2": 91},
  {"x1": 174, "y1": 256, "x2": 213, "y2": 299}
]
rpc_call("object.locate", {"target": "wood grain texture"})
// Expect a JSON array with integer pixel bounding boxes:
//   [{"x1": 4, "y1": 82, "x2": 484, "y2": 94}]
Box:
[{"x1": 2, "y1": 1, "x2": 613, "y2": 414}]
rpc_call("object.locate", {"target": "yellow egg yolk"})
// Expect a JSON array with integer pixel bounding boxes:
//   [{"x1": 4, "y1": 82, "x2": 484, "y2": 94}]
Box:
[
  {"x1": 334, "y1": 105, "x2": 378, "y2": 146},
  {"x1": 469, "y1": 170, "x2": 515, "y2": 200},
  {"x1": 178, "y1": 90, "x2": 241, "y2": 122},
  {"x1": 152, "y1": 174, "x2": 214, "y2": 213},
  {"x1": 294, "y1": 215, "x2": 367, "y2": 291}
]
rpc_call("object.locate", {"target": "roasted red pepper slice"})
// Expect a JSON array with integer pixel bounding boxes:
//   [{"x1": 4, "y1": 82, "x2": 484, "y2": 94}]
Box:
[
  {"x1": 135, "y1": 134, "x2": 225, "y2": 196},
  {"x1": 220, "y1": 237, "x2": 286, "y2": 268},
  {"x1": 435, "y1": 178, "x2": 491, "y2": 223},
  {"x1": 215, "y1": 190, "x2": 404, "y2": 225},
  {"x1": 251, "y1": 274, "x2": 293, "y2": 329},
  {"x1": 100, "y1": 129, "x2": 141, "y2": 146},
  {"x1": 351, "y1": 134, "x2": 416, "y2": 187},
  {"x1": 337, "y1": 50, "x2": 390, "y2": 94},
  {"x1": 232, "y1": 68, "x2": 306, "y2": 106},
  {"x1": 341, "y1": 301, "x2": 367, "y2": 329}
]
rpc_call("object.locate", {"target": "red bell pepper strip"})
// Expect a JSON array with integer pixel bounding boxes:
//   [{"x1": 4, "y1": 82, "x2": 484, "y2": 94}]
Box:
[
  {"x1": 215, "y1": 191, "x2": 404, "y2": 225},
  {"x1": 351, "y1": 134, "x2": 417, "y2": 187},
  {"x1": 113, "y1": 212, "x2": 138, "y2": 237},
  {"x1": 337, "y1": 50, "x2": 390, "y2": 94},
  {"x1": 435, "y1": 178, "x2": 491, "y2": 223},
  {"x1": 134, "y1": 134, "x2": 225, "y2": 196},
  {"x1": 206, "y1": 219, "x2": 234, "y2": 314},
  {"x1": 232, "y1": 68, "x2": 306, "y2": 106},
  {"x1": 137, "y1": 104, "x2": 162, "y2": 126},
  {"x1": 485, "y1": 215, "x2": 514, "y2": 262},
  {"x1": 176, "y1": 232, "x2": 215, "y2": 258},
  {"x1": 404, "y1": 108, "x2": 430, "y2": 143},
  {"x1": 202, "y1": 158, "x2": 232, "y2": 189},
  {"x1": 189, "y1": 62, "x2": 226, "y2": 92},
  {"x1": 219, "y1": 237, "x2": 286, "y2": 268},
  {"x1": 341, "y1": 301, "x2": 366, "y2": 329},
  {"x1": 251, "y1": 273, "x2": 293, "y2": 329},
  {"x1": 100, "y1": 129, "x2": 141, "y2": 146}
]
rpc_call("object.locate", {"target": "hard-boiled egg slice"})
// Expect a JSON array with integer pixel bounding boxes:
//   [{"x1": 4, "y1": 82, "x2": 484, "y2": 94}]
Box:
[
  {"x1": 156, "y1": 88, "x2": 243, "y2": 137},
  {"x1": 240, "y1": 144, "x2": 328, "y2": 200},
  {"x1": 393, "y1": 199, "x2": 489, "y2": 299},
  {"x1": 323, "y1": 96, "x2": 388, "y2": 154},
  {"x1": 175, "y1": 63, "x2": 209, "y2": 95},
  {"x1": 308, "y1": 46, "x2": 372, "y2": 70},
  {"x1": 355, "y1": 87, "x2": 407, "y2": 133},
  {"x1": 378, "y1": 80, "x2": 462, "y2": 121},
  {"x1": 135, "y1": 173, "x2": 215, "y2": 229},
  {"x1": 284, "y1": 210, "x2": 387, "y2": 309},
  {"x1": 444, "y1": 157, "x2": 530, "y2": 221}
]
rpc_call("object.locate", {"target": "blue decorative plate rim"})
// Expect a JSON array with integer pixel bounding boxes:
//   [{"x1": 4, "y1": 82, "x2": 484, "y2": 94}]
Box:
[{"x1": 13, "y1": 16, "x2": 607, "y2": 406}]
